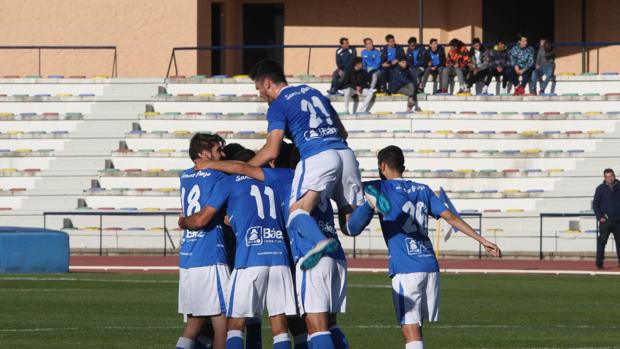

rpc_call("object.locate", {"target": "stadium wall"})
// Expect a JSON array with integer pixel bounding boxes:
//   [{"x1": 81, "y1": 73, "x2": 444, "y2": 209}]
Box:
[{"x1": 0, "y1": 0, "x2": 619, "y2": 77}]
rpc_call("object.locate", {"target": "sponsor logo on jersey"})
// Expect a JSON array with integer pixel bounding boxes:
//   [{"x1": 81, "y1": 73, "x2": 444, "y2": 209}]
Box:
[
  {"x1": 245, "y1": 226, "x2": 285, "y2": 246},
  {"x1": 303, "y1": 126, "x2": 340, "y2": 141},
  {"x1": 405, "y1": 238, "x2": 433, "y2": 255}
]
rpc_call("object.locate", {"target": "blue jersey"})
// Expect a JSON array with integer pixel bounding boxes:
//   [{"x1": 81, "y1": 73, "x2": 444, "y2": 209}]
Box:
[
  {"x1": 263, "y1": 168, "x2": 345, "y2": 263},
  {"x1": 364, "y1": 179, "x2": 448, "y2": 276},
  {"x1": 179, "y1": 168, "x2": 229, "y2": 269},
  {"x1": 206, "y1": 175, "x2": 290, "y2": 269},
  {"x1": 267, "y1": 85, "x2": 348, "y2": 159},
  {"x1": 361, "y1": 49, "x2": 381, "y2": 72}
]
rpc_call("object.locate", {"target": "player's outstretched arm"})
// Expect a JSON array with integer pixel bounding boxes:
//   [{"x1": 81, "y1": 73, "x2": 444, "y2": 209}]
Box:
[
  {"x1": 194, "y1": 159, "x2": 265, "y2": 182},
  {"x1": 178, "y1": 206, "x2": 218, "y2": 230},
  {"x1": 440, "y1": 210, "x2": 502, "y2": 257},
  {"x1": 248, "y1": 129, "x2": 284, "y2": 167}
]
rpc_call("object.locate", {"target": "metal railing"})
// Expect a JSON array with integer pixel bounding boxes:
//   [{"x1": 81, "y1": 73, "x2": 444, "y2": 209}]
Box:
[
  {"x1": 43, "y1": 211, "x2": 176, "y2": 256},
  {"x1": 165, "y1": 41, "x2": 620, "y2": 78},
  {"x1": 0, "y1": 45, "x2": 118, "y2": 78},
  {"x1": 539, "y1": 212, "x2": 598, "y2": 260}
]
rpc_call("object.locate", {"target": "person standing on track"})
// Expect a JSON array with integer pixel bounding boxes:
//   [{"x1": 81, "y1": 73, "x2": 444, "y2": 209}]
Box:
[{"x1": 593, "y1": 168, "x2": 620, "y2": 269}]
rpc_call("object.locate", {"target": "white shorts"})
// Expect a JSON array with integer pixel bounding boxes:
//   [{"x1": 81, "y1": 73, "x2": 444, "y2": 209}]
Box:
[
  {"x1": 391, "y1": 272, "x2": 440, "y2": 326},
  {"x1": 226, "y1": 265, "x2": 297, "y2": 318},
  {"x1": 178, "y1": 264, "x2": 230, "y2": 317},
  {"x1": 290, "y1": 148, "x2": 364, "y2": 209},
  {"x1": 296, "y1": 256, "x2": 347, "y2": 315}
]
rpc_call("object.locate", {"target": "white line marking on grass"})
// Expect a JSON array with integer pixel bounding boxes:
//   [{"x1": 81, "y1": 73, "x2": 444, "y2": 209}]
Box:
[
  {"x1": 69, "y1": 266, "x2": 178, "y2": 271},
  {"x1": 0, "y1": 277, "x2": 177, "y2": 284},
  {"x1": 442, "y1": 268, "x2": 620, "y2": 276},
  {"x1": 0, "y1": 327, "x2": 79, "y2": 332}
]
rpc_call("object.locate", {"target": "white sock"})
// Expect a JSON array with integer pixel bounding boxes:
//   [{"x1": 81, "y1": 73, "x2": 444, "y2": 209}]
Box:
[
  {"x1": 273, "y1": 332, "x2": 291, "y2": 344},
  {"x1": 227, "y1": 330, "x2": 244, "y2": 340},
  {"x1": 176, "y1": 337, "x2": 196, "y2": 349},
  {"x1": 406, "y1": 340, "x2": 424, "y2": 349}
]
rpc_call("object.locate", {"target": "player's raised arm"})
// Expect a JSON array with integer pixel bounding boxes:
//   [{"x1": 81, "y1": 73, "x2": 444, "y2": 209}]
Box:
[
  {"x1": 179, "y1": 206, "x2": 218, "y2": 230},
  {"x1": 439, "y1": 210, "x2": 502, "y2": 257},
  {"x1": 248, "y1": 129, "x2": 284, "y2": 167},
  {"x1": 194, "y1": 159, "x2": 265, "y2": 182}
]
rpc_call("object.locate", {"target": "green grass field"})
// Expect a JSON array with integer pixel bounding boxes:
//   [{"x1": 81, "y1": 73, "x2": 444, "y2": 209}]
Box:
[{"x1": 1, "y1": 272, "x2": 619, "y2": 349}]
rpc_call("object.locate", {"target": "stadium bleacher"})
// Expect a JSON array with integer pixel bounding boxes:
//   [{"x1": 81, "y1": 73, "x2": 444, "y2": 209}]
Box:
[{"x1": 1, "y1": 74, "x2": 617, "y2": 256}]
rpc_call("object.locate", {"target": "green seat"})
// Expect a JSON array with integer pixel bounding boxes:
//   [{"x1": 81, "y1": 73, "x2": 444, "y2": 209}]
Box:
[
  {"x1": 164, "y1": 111, "x2": 181, "y2": 115},
  {"x1": 561, "y1": 93, "x2": 579, "y2": 96}
]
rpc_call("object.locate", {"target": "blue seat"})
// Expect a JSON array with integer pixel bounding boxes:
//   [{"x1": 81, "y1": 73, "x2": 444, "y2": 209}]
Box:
[
  {"x1": 524, "y1": 169, "x2": 542, "y2": 173},
  {"x1": 479, "y1": 130, "x2": 496, "y2": 134},
  {"x1": 0, "y1": 149, "x2": 10, "y2": 153},
  {"x1": 439, "y1": 111, "x2": 455, "y2": 114},
  {"x1": 35, "y1": 94, "x2": 51, "y2": 97},
  {"x1": 543, "y1": 131, "x2": 561, "y2": 135},
  {"x1": 526, "y1": 189, "x2": 545, "y2": 193},
  {"x1": 439, "y1": 149, "x2": 456, "y2": 153},
  {"x1": 79, "y1": 93, "x2": 95, "y2": 97},
  {"x1": 436, "y1": 169, "x2": 453, "y2": 173},
  {"x1": 480, "y1": 111, "x2": 497, "y2": 115},
  {"x1": 461, "y1": 209, "x2": 479, "y2": 213},
  {"x1": 371, "y1": 129, "x2": 387, "y2": 133},
  {"x1": 238, "y1": 131, "x2": 255, "y2": 135},
  {"x1": 52, "y1": 131, "x2": 69, "y2": 135},
  {"x1": 567, "y1": 149, "x2": 585, "y2": 153},
  {"x1": 523, "y1": 112, "x2": 539, "y2": 115},
  {"x1": 414, "y1": 130, "x2": 431, "y2": 134},
  {"x1": 356, "y1": 111, "x2": 371, "y2": 115},
  {"x1": 219, "y1": 93, "x2": 236, "y2": 97},
  {"x1": 129, "y1": 130, "x2": 145, "y2": 134},
  {"x1": 128, "y1": 227, "x2": 146, "y2": 231},
  {"x1": 48, "y1": 75, "x2": 64, "y2": 78},
  {"x1": 120, "y1": 207, "x2": 138, "y2": 211},
  {"x1": 541, "y1": 93, "x2": 557, "y2": 96},
  {"x1": 394, "y1": 111, "x2": 409, "y2": 115},
  {"x1": 349, "y1": 130, "x2": 364, "y2": 134},
  {"x1": 480, "y1": 189, "x2": 498, "y2": 194},
  {"x1": 247, "y1": 112, "x2": 264, "y2": 116},
  {"x1": 205, "y1": 112, "x2": 223, "y2": 116},
  {"x1": 602, "y1": 72, "x2": 618, "y2": 75},
  {"x1": 20, "y1": 112, "x2": 36, "y2": 116},
  {"x1": 211, "y1": 75, "x2": 229, "y2": 79},
  {"x1": 503, "y1": 150, "x2": 520, "y2": 154}
]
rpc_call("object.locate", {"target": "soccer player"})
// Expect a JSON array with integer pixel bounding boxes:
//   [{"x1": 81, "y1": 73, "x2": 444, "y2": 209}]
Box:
[
  {"x1": 194, "y1": 143, "x2": 350, "y2": 349},
  {"x1": 176, "y1": 133, "x2": 230, "y2": 349},
  {"x1": 346, "y1": 145, "x2": 502, "y2": 349},
  {"x1": 247, "y1": 59, "x2": 364, "y2": 273},
  {"x1": 179, "y1": 150, "x2": 297, "y2": 349}
]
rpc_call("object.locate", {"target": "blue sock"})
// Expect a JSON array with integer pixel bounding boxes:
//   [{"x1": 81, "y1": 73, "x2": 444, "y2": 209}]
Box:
[
  {"x1": 273, "y1": 333, "x2": 292, "y2": 349},
  {"x1": 308, "y1": 331, "x2": 335, "y2": 349},
  {"x1": 288, "y1": 209, "x2": 326, "y2": 244},
  {"x1": 346, "y1": 202, "x2": 374, "y2": 237},
  {"x1": 294, "y1": 333, "x2": 309, "y2": 349},
  {"x1": 176, "y1": 337, "x2": 196, "y2": 349},
  {"x1": 329, "y1": 326, "x2": 349, "y2": 349},
  {"x1": 226, "y1": 330, "x2": 244, "y2": 349},
  {"x1": 245, "y1": 318, "x2": 262, "y2": 349}
]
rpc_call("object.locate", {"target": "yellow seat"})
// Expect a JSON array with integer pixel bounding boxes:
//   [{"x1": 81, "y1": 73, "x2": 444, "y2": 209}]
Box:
[
  {"x1": 149, "y1": 227, "x2": 165, "y2": 232},
  {"x1": 585, "y1": 111, "x2": 602, "y2": 115},
  {"x1": 173, "y1": 130, "x2": 191, "y2": 136},
  {"x1": 56, "y1": 93, "x2": 73, "y2": 97},
  {"x1": 417, "y1": 149, "x2": 436, "y2": 153},
  {"x1": 15, "y1": 149, "x2": 32, "y2": 153},
  {"x1": 523, "y1": 149, "x2": 542, "y2": 154},
  {"x1": 457, "y1": 169, "x2": 475, "y2": 174},
  {"x1": 485, "y1": 228, "x2": 504, "y2": 233},
  {"x1": 0, "y1": 112, "x2": 14, "y2": 117},
  {"x1": 233, "y1": 74, "x2": 249, "y2": 79},
  {"x1": 546, "y1": 168, "x2": 565, "y2": 173},
  {"x1": 375, "y1": 111, "x2": 391, "y2": 115},
  {"x1": 506, "y1": 208, "x2": 525, "y2": 212},
  {"x1": 587, "y1": 130, "x2": 604, "y2": 135},
  {"x1": 158, "y1": 149, "x2": 176, "y2": 153},
  {"x1": 159, "y1": 188, "x2": 176, "y2": 193},
  {"x1": 199, "y1": 93, "x2": 215, "y2": 97},
  {"x1": 144, "y1": 111, "x2": 160, "y2": 116},
  {"x1": 83, "y1": 227, "x2": 100, "y2": 231},
  {"x1": 435, "y1": 130, "x2": 452, "y2": 135},
  {"x1": 503, "y1": 189, "x2": 521, "y2": 194},
  {"x1": 521, "y1": 131, "x2": 539, "y2": 136},
  {"x1": 558, "y1": 72, "x2": 575, "y2": 76},
  {"x1": 560, "y1": 229, "x2": 581, "y2": 234},
  {"x1": 7, "y1": 131, "x2": 24, "y2": 135},
  {"x1": 143, "y1": 207, "x2": 161, "y2": 211},
  {"x1": 147, "y1": 168, "x2": 164, "y2": 173},
  {"x1": 92, "y1": 75, "x2": 109, "y2": 79},
  {"x1": 0, "y1": 168, "x2": 17, "y2": 173},
  {"x1": 416, "y1": 110, "x2": 433, "y2": 115}
]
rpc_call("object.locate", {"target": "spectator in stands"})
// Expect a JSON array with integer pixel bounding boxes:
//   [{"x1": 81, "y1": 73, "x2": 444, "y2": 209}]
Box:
[
  {"x1": 380, "y1": 34, "x2": 405, "y2": 93},
  {"x1": 592, "y1": 168, "x2": 620, "y2": 269},
  {"x1": 484, "y1": 38, "x2": 510, "y2": 94},
  {"x1": 530, "y1": 38, "x2": 556, "y2": 95},
  {"x1": 388, "y1": 58, "x2": 417, "y2": 112},
  {"x1": 342, "y1": 57, "x2": 374, "y2": 114},
  {"x1": 361, "y1": 37, "x2": 382, "y2": 90},
  {"x1": 506, "y1": 33, "x2": 535, "y2": 96},
  {"x1": 419, "y1": 38, "x2": 445, "y2": 93},
  {"x1": 440, "y1": 38, "x2": 470, "y2": 94},
  {"x1": 405, "y1": 36, "x2": 426, "y2": 90},
  {"x1": 328, "y1": 37, "x2": 357, "y2": 94},
  {"x1": 465, "y1": 37, "x2": 489, "y2": 94}
]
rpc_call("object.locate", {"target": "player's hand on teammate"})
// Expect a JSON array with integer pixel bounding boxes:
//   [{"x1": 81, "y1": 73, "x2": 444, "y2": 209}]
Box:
[
  {"x1": 193, "y1": 158, "x2": 213, "y2": 170},
  {"x1": 178, "y1": 215, "x2": 187, "y2": 229},
  {"x1": 482, "y1": 240, "x2": 502, "y2": 257}
]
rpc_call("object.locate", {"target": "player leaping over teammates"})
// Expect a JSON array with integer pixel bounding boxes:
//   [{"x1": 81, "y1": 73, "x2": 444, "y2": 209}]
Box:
[
  {"x1": 247, "y1": 59, "x2": 368, "y2": 271},
  {"x1": 194, "y1": 143, "x2": 350, "y2": 349},
  {"x1": 346, "y1": 145, "x2": 502, "y2": 349},
  {"x1": 176, "y1": 134, "x2": 230, "y2": 349},
  {"x1": 179, "y1": 149, "x2": 298, "y2": 349}
]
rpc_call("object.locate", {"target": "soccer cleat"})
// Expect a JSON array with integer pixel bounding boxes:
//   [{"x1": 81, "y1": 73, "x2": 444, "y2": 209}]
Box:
[
  {"x1": 364, "y1": 185, "x2": 392, "y2": 216},
  {"x1": 300, "y1": 238, "x2": 339, "y2": 270}
]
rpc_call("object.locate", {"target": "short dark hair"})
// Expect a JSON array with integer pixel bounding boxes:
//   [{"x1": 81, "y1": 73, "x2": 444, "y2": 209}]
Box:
[
  {"x1": 377, "y1": 145, "x2": 405, "y2": 173},
  {"x1": 232, "y1": 149, "x2": 256, "y2": 162},
  {"x1": 274, "y1": 142, "x2": 300, "y2": 169},
  {"x1": 517, "y1": 33, "x2": 527, "y2": 41},
  {"x1": 429, "y1": 38, "x2": 438, "y2": 44},
  {"x1": 249, "y1": 59, "x2": 287, "y2": 84},
  {"x1": 385, "y1": 34, "x2": 395, "y2": 41},
  {"x1": 472, "y1": 37, "x2": 481, "y2": 45},
  {"x1": 188, "y1": 133, "x2": 225, "y2": 161},
  {"x1": 339, "y1": 37, "x2": 349, "y2": 45},
  {"x1": 604, "y1": 168, "x2": 615, "y2": 176},
  {"x1": 222, "y1": 143, "x2": 245, "y2": 160},
  {"x1": 408, "y1": 36, "x2": 417, "y2": 45},
  {"x1": 496, "y1": 38, "x2": 506, "y2": 45},
  {"x1": 448, "y1": 38, "x2": 463, "y2": 48},
  {"x1": 363, "y1": 37, "x2": 373, "y2": 44}
]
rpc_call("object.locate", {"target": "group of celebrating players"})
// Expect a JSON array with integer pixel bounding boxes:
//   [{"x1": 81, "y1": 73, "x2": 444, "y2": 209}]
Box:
[{"x1": 175, "y1": 59, "x2": 502, "y2": 349}]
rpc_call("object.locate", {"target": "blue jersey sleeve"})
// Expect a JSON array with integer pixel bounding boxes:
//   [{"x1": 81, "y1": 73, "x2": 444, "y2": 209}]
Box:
[
  {"x1": 424, "y1": 185, "x2": 448, "y2": 219},
  {"x1": 205, "y1": 176, "x2": 232, "y2": 210},
  {"x1": 267, "y1": 101, "x2": 287, "y2": 133},
  {"x1": 263, "y1": 168, "x2": 294, "y2": 189}
]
